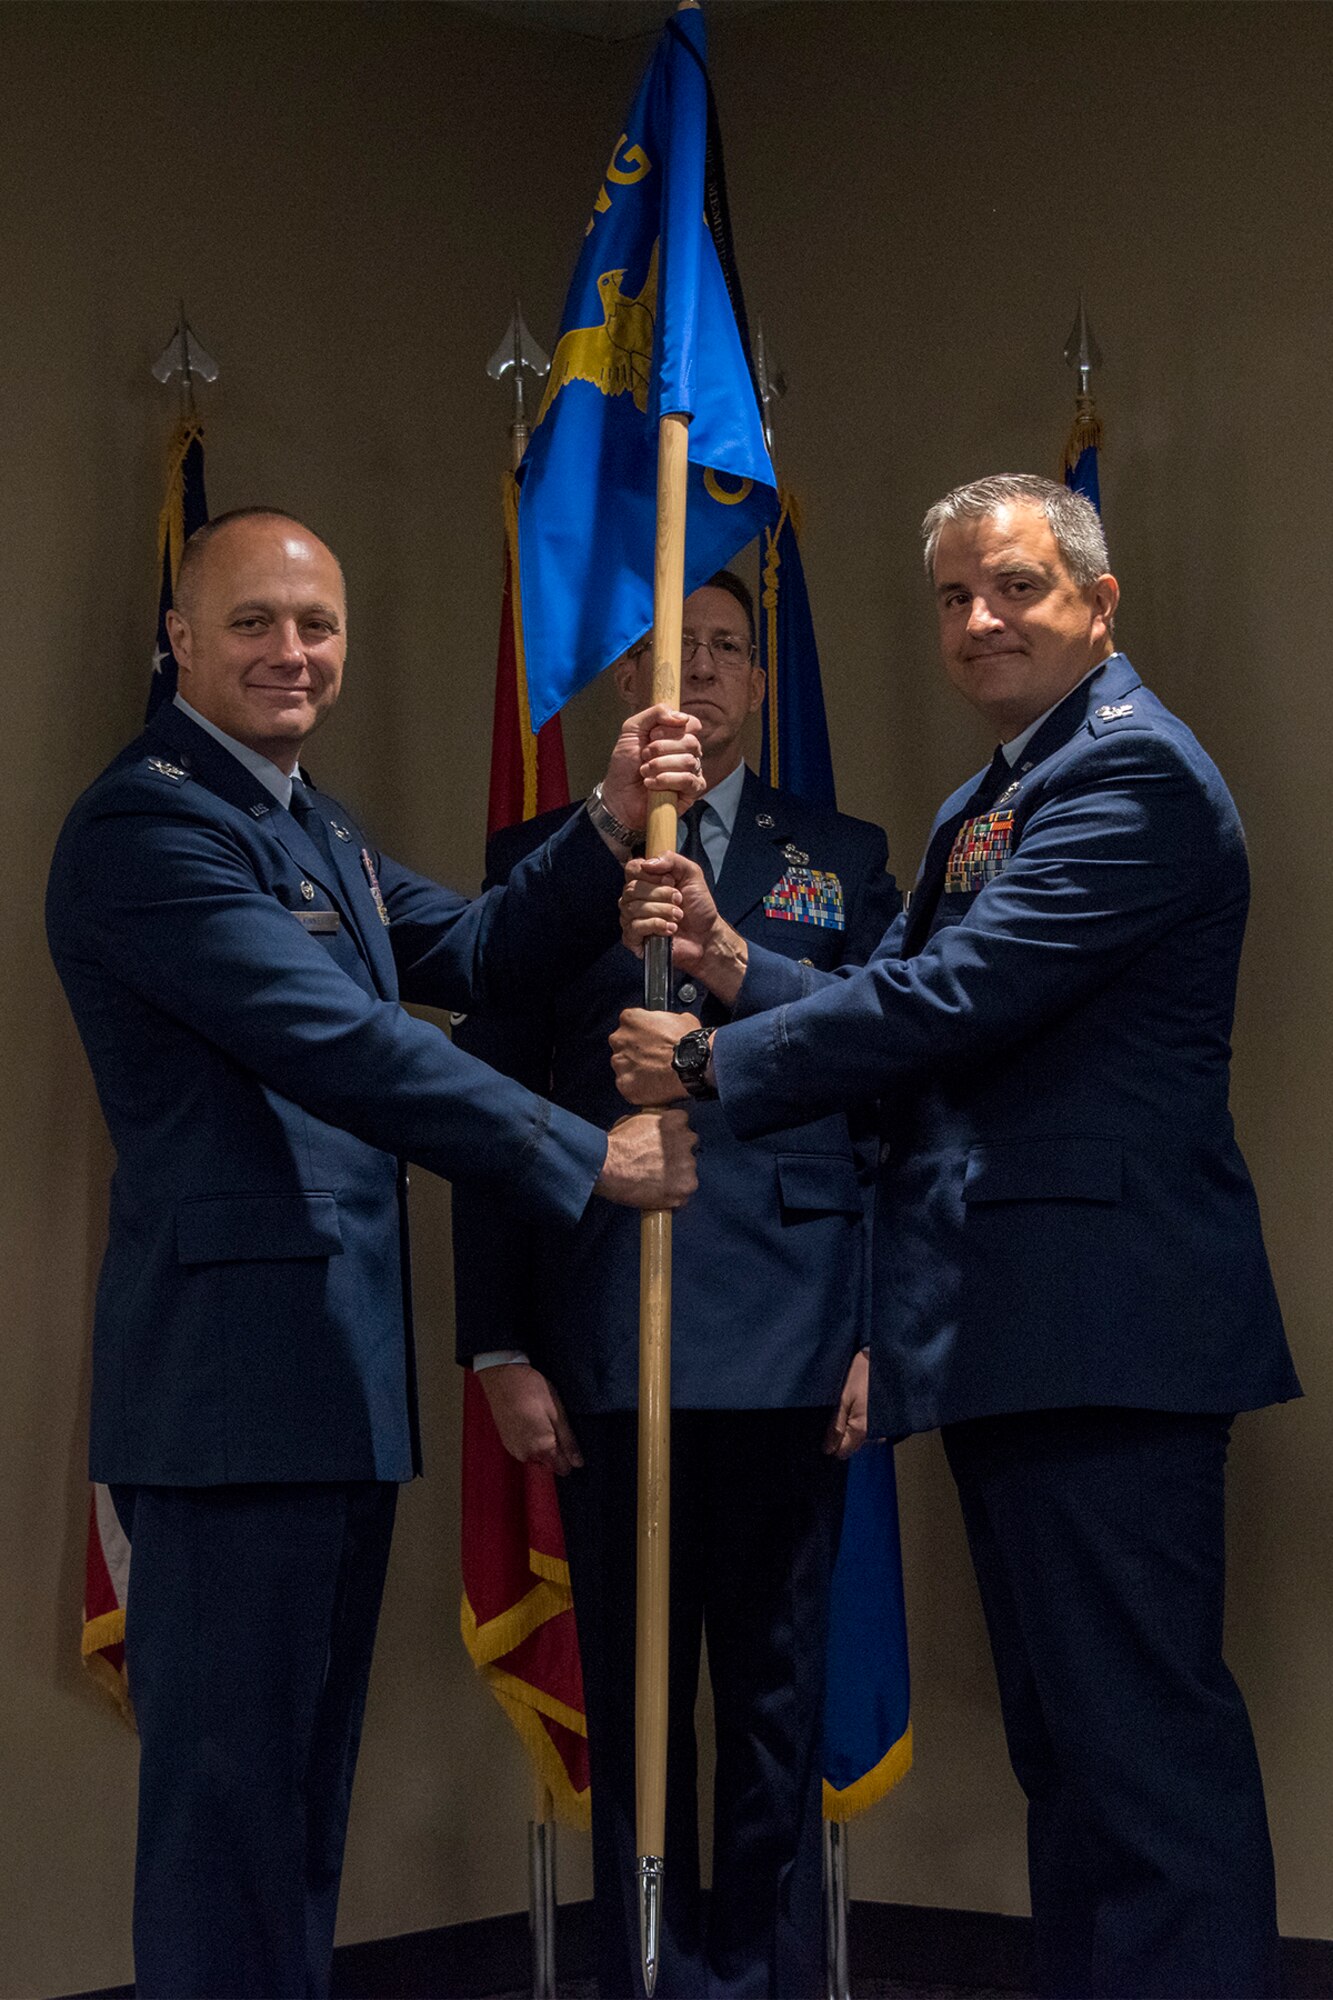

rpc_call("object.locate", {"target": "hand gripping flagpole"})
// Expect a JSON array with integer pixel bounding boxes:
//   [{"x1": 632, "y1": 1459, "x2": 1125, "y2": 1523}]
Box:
[{"x1": 637, "y1": 402, "x2": 690, "y2": 1998}]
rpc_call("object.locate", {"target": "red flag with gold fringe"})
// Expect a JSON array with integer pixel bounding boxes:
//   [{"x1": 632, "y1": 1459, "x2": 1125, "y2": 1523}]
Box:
[
  {"x1": 83, "y1": 415, "x2": 209, "y2": 1721},
  {"x1": 456, "y1": 474, "x2": 586, "y2": 1822}
]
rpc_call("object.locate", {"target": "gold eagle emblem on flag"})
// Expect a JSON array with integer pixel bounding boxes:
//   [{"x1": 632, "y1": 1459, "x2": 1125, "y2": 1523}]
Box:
[{"x1": 537, "y1": 242, "x2": 659, "y2": 424}]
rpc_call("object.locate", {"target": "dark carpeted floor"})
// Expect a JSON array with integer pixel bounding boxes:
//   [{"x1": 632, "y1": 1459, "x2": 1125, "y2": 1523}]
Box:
[{"x1": 480, "y1": 1985, "x2": 1028, "y2": 1999}]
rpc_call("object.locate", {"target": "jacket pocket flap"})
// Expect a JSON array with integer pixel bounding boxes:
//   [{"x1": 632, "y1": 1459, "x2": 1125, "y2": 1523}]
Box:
[
  {"x1": 176, "y1": 1193, "x2": 344, "y2": 1264},
  {"x1": 963, "y1": 1138, "x2": 1122, "y2": 1205},
  {"x1": 776, "y1": 1154, "x2": 863, "y2": 1215}
]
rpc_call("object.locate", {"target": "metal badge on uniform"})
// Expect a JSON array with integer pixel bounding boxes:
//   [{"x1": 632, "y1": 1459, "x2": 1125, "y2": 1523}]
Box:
[
  {"x1": 996, "y1": 777, "x2": 1023, "y2": 806},
  {"x1": 361, "y1": 847, "x2": 391, "y2": 925},
  {"x1": 146, "y1": 756, "x2": 188, "y2": 783},
  {"x1": 330, "y1": 822, "x2": 354, "y2": 842},
  {"x1": 295, "y1": 910, "x2": 341, "y2": 934},
  {"x1": 300, "y1": 880, "x2": 316, "y2": 902},
  {"x1": 249, "y1": 802, "x2": 270, "y2": 818},
  {"x1": 1096, "y1": 702, "x2": 1134, "y2": 721},
  {"x1": 945, "y1": 809, "x2": 1015, "y2": 894},
  {"x1": 755, "y1": 812, "x2": 775, "y2": 829},
  {"x1": 763, "y1": 866, "x2": 845, "y2": 930},
  {"x1": 782, "y1": 842, "x2": 810, "y2": 867}
]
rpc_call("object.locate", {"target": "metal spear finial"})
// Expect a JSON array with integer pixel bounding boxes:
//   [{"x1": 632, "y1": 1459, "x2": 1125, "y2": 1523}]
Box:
[
  {"x1": 151, "y1": 303, "x2": 219, "y2": 419},
  {"x1": 1063, "y1": 293, "x2": 1103, "y2": 399},
  {"x1": 753, "y1": 318, "x2": 787, "y2": 458},
  {"x1": 487, "y1": 301, "x2": 550, "y2": 471}
]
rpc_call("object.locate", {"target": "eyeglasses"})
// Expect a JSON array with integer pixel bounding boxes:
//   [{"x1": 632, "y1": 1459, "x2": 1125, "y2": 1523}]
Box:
[{"x1": 631, "y1": 632, "x2": 755, "y2": 670}]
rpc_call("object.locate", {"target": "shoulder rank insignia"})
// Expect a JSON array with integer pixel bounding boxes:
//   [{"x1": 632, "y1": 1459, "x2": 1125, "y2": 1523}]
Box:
[
  {"x1": 1095, "y1": 702, "x2": 1135, "y2": 722},
  {"x1": 763, "y1": 866, "x2": 844, "y2": 930},
  {"x1": 946, "y1": 809, "x2": 1015, "y2": 895},
  {"x1": 146, "y1": 756, "x2": 188, "y2": 783}
]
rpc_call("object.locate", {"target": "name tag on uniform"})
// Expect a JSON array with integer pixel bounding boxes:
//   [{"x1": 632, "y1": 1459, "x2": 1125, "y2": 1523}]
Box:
[
  {"x1": 762, "y1": 867, "x2": 845, "y2": 930},
  {"x1": 945, "y1": 810, "x2": 1014, "y2": 894},
  {"x1": 294, "y1": 909, "x2": 341, "y2": 934}
]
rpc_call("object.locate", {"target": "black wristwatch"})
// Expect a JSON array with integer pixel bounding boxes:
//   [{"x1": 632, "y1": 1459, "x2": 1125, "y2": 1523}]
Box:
[{"x1": 671, "y1": 1027, "x2": 717, "y2": 1101}]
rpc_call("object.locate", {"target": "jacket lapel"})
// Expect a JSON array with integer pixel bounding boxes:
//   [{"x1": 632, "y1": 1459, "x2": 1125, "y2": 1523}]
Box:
[
  {"x1": 289, "y1": 785, "x2": 398, "y2": 998},
  {"x1": 901, "y1": 770, "x2": 992, "y2": 956},
  {"x1": 714, "y1": 769, "x2": 802, "y2": 927},
  {"x1": 147, "y1": 707, "x2": 391, "y2": 992},
  {"x1": 900, "y1": 654, "x2": 1138, "y2": 956}
]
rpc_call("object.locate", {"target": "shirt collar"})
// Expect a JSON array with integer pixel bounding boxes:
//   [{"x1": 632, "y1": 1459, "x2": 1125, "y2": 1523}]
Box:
[
  {"x1": 700, "y1": 757, "x2": 746, "y2": 834},
  {"x1": 173, "y1": 694, "x2": 298, "y2": 808},
  {"x1": 1001, "y1": 663, "x2": 1104, "y2": 767}
]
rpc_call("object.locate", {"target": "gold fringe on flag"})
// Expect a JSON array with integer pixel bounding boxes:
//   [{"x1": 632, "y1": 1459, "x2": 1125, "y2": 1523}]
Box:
[
  {"x1": 459, "y1": 1581, "x2": 591, "y2": 1829},
  {"x1": 156, "y1": 417, "x2": 206, "y2": 593},
  {"x1": 761, "y1": 488, "x2": 795, "y2": 789},
  {"x1": 501, "y1": 473, "x2": 541, "y2": 821},
  {"x1": 821, "y1": 1722, "x2": 913, "y2": 1823},
  {"x1": 1062, "y1": 396, "x2": 1103, "y2": 479}
]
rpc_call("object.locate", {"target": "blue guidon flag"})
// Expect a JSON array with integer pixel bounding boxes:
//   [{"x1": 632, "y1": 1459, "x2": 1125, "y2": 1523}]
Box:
[
  {"x1": 517, "y1": 4, "x2": 776, "y2": 730},
  {"x1": 757, "y1": 482, "x2": 914, "y2": 1818},
  {"x1": 1062, "y1": 382, "x2": 1102, "y2": 516}
]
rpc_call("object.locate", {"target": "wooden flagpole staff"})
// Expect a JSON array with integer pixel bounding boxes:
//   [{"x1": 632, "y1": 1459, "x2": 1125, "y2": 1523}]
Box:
[{"x1": 636, "y1": 406, "x2": 690, "y2": 1997}]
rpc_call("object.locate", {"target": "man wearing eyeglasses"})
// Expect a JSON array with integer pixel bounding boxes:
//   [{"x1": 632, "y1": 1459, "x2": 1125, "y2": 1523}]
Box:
[{"x1": 452, "y1": 571, "x2": 901, "y2": 1998}]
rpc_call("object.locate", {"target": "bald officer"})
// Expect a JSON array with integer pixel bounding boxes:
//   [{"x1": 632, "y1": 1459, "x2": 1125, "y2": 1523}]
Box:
[{"x1": 46, "y1": 507, "x2": 700, "y2": 2000}]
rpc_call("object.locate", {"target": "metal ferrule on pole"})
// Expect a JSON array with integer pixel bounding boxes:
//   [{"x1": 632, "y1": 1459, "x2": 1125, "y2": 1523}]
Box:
[
  {"x1": 823, "y1": 1818, "x2": 851, "y2": 2000},
  {"x1": 638, "y1": 1853, "x2": 665, "y2": 1997},
  {"x1": 528, "y1": 1812, "x2": 556, "y2": 2000}
]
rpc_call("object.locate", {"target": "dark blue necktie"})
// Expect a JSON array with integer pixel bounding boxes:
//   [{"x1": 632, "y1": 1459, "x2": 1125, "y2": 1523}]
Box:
[
  {"x1": 969, "y1": 744, "x2": 1013, "y2": 817},
  {"x1": 679, "y1": 800, "x2": 716, "y2": 890},
  {"x1": 289, "y1": 777, "x2": 338, "y2": 870}
]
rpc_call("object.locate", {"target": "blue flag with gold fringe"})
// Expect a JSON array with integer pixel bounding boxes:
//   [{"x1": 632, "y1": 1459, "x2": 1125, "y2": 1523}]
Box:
[
  {"x1": 517, "y1": 5, "x2": 775, "y2": 730},
  {"x1": 147, "y1": 418, "x2": 208, "y2": 718},
  {"x1": 1063, "y1": 403, "x2": 1102, "y2": 514},
  {"x1": 758, "y1": 484, "x2": 913, "y2": 1817},
  {"x1": 823, "y1": 1442, "x2": 912, "y2": 1817}
]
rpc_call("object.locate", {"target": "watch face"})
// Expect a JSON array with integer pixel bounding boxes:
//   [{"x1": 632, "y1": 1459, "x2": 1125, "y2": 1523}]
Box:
[{"x1": 673, "y1": 1029, "x2": 708, "y2": 1081}]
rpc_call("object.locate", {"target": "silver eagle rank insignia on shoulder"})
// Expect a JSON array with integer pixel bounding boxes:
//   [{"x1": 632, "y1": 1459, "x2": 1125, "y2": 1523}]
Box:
[{"x1": 146, "y1": 755, "x2": 189, "y2": 783}]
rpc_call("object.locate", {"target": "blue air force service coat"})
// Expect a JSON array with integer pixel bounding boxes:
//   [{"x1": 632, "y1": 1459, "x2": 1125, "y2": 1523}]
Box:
[
  {"x1": 46, "y1": 703, "x2": 619, "y2": 1488},
  {"x1": 714, "y1": 657, "x2": 1299, "y2": 1436},
  {"x1": 452, "y1": 767, "x2": 901, "y2": 1412}
]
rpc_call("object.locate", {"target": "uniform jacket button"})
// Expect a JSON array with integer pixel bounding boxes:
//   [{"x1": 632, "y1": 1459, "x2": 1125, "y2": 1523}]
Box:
[{"x1": 677, "y1": 980, "x2": 699, "y2": 1005}]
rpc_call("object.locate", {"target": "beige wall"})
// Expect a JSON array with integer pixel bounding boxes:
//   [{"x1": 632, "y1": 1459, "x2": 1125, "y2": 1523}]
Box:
[{"x1": 2, "y1": 4, "x2": 1328, "y2": 1993}]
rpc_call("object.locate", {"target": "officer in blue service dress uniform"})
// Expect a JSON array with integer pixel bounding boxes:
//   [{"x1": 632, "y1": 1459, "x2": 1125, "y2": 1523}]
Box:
[
  {"x1": 613, "y1": 483, "x2": 1299, "y2": 2000},
  {"x1": 453, "y1": 572, "x2": 900, "y2": 1999},
  {"x1": 45, "y1": 508, "x2": 702, "y2": 2000}
]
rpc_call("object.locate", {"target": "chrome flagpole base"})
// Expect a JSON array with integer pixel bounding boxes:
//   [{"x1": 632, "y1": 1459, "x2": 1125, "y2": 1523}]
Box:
[
  {"x1": 823, "y1": 1818, "x2": 850, "y2": 2000},
  {"x1": 528, "y1": 1816, "x2": 557, "y2": 2000},
  {"x1": 638, "y1": 1853, "x2": 665, "y2": 1996}
]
